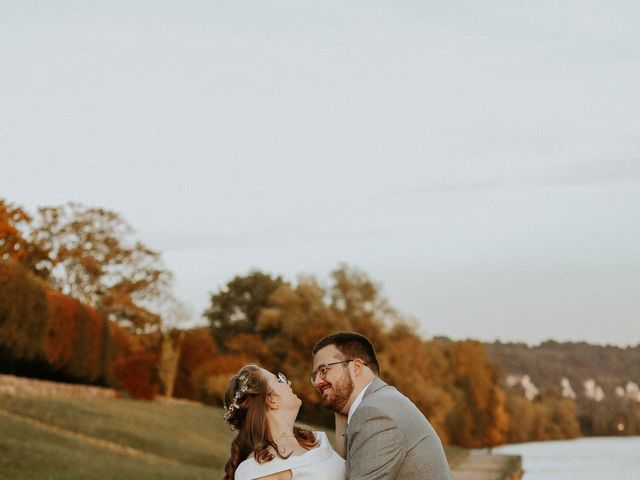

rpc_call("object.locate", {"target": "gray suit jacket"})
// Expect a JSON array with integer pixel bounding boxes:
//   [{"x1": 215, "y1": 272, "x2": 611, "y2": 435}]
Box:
[{"x1": 345, "y1": 378, "x2": 451, "y2": 480}]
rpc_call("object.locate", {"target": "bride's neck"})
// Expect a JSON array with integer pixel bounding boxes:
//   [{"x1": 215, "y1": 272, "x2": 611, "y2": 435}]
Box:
[{"x1": 268, "y1": 413, "x2": 297, "y2": 441}]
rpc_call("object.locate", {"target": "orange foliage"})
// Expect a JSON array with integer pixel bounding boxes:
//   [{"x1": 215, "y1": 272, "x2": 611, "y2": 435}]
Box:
[
  {"x1": 173, "y1": 327, "x2": 218, "y2": 399},
  {"x1": 113, "y1": 352, "x2": 159, "y2": 400},
  {"x1": 448, "y1": 341, "x2": 509, "y2": 447},
  {"x1": 102, "y1": 321, "x2": 138, "y2": 386},
  {"x1": 43, "y1": 288, "x2": 105, "y2": 382},
  {"x1": 0, "y1": 259, "x2": 49, "y2": 360},
  {"x1": 44, "y1": 289, "x2": 79, "y2": 367}
]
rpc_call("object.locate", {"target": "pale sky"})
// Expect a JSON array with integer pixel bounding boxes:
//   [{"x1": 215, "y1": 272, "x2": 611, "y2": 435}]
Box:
[{"x1": 2, "y1": 1, "x2": 639, "y2": 346}]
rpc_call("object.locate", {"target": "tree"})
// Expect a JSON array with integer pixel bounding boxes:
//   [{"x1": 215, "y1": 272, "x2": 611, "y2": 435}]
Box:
[
  {"x1": 0, "y1": 199, "x2": 49, "y2": 277},
  {"x1": 329, "y1": 264, "x2": 391, "y2": 348},
  {"x1": 448, "y1": 341, "x2": 509, "y2": 447},
  {"x1": 44, "y1": 289, "x2": 80, "y2": 368},
  {"x1": 0, "y1": 259, "x2": 49, "y2": 361},
  {"x1": 31, "y1": 203, "x2": 171, "y2": 332},
  {"x1": 205, "y1": 271, "x2": 284, "y2": 349},
  {"x1": 157, "y1": 295, "x2": 191, "y2": 398},
  {"x1": 379, "y1": 329, "x2": 456, "y2": 442},
  {"x1": 158, "y1": 330, "x2": 185, "y2": 398},
  {"x1": 173, "y1": 327, "x2": 218, "y2": 400},
  {"x1": 0, "y1": 199, "x2": 31, "y2": 262},
  {"x1": 256, "y1": 278, "x2": 343, "y2": 424}
]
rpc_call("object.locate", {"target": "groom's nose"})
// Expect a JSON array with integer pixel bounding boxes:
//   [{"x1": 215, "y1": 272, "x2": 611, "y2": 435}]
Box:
[{"x1": 312, "y1": 375, "x2": 326, "y2": 390}]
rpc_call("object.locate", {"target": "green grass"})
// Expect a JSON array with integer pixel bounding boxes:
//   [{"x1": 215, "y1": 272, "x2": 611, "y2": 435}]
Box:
[
  {"x1": 0, "y1": 395, "x2": 234, "y2": 479},
  {"x1": 0, "y1": 394, "x2": 466, "y2": 479}
]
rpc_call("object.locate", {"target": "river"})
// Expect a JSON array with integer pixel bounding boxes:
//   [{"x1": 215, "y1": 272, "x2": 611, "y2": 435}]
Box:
[{"x1": 493, "y1": 436, "x2": 640, "y2": 480}]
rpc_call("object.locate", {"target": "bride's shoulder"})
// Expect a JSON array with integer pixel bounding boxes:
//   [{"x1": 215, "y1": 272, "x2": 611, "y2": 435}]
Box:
[
  {"x1": 234, "y1": 456, "x2": 259, "y2": 479},
  {"x1": 234, "y1": 454, "x2": 289, "y2": 480},
  {"x1": 235, "y1": 458, "x2": 292, "y2": 480}
]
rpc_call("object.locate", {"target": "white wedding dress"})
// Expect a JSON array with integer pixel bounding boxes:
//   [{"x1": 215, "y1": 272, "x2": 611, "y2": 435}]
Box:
[{"x1": 234, "y1": 431, "x2": 346, "y2": 480}]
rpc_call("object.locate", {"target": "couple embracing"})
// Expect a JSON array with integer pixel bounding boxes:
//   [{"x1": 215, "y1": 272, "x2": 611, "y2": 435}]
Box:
[{"x1": 222, "y1": 332, "x2": 451, "y2": 480}]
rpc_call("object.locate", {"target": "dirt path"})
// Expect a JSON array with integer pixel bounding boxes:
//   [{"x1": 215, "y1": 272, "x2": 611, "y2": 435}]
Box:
[{"x1": 0, "y1": 407, "x2": 181, "y2": 466}]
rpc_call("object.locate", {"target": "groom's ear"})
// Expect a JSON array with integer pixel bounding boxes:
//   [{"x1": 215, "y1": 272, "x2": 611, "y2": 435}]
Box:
[{"x1": 352, "y1": 358, "x2": 366, "y2": 375}]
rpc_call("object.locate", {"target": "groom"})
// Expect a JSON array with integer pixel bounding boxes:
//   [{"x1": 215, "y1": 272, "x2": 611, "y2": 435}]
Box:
[{"x1": 311, "y1": 331, "x2": 451, "y2": 480}]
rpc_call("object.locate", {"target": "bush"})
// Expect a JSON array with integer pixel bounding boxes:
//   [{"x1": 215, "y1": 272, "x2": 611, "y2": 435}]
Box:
[{"x1": 113, "y1": 352, "x2": 159, "y2": 400}]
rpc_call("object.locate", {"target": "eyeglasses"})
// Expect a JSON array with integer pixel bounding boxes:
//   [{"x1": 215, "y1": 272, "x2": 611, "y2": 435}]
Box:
[
  {"x1": 310, "y1": 359, "x2": 366, "y2": 383},
  {"x1": 267, "y1": 372, "x2": 289, "y2": 395}
]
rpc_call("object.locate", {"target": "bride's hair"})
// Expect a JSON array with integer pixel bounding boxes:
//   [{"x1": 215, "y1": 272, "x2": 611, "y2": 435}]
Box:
[{"x1": 222, "y1": 364, "x2": 317, "y2": 480}]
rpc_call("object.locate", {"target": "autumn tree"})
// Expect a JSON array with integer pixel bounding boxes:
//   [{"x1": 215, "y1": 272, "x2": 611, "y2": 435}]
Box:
[
  {"x1": 174, "y1": 327, "x2": 219, "y2": 400},
  {"x1": 205, "y1": 271, "x2": 284, "y2": 349},
  {"x1": 30, "y1": 203, "x2": 171, "y2": 330},
  {"x1": 157, "y1": 295, "x2": 191, "y2": 398},
  {"x1": 30, "y1": 203, "x2": 171, "y2": 383},
  {"x1": 0, "y1": 199, "x2": 49, "y2": 276},
  {"x1": 448, "y1": 341, "x2": 510, "y2": 447},
  {"x1": 379, "y1": 327, "x2": 456, "y2": 442},
  {"x1": 329, "y1": 264, "x2": 391, "y2": 349},
  {"x1": 44, "y1": 289, "x2": 80, "y2": 368},
  {"x1": 2, "y1": 199, "x2": 171, "y2": 332},
  {"x1": 256, "y1": 278, "x2": 342, "y2": 424},
  {"x1": 0, "y1": 259, "x2": 49, "y2": 361}
]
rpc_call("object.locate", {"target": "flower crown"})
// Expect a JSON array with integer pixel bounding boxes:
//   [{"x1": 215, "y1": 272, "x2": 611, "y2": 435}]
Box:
[{"x1": 223, "y1": 372, "x2": 250, "y2": 421}]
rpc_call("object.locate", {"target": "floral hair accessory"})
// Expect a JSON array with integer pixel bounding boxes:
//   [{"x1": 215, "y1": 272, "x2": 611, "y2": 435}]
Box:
[{"x1": 223, "y1": 372, "x2": 250, "y2": 421}]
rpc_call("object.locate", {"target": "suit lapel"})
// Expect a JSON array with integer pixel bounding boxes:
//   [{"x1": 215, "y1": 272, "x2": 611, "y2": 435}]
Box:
[{"x1": 344, "y1": 377, "x2": 387, "y2": 461}]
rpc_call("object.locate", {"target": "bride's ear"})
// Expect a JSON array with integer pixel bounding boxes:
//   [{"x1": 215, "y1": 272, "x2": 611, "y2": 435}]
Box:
[{"x1": 266, "y1": 392, "x2": 280, "y2": 410}]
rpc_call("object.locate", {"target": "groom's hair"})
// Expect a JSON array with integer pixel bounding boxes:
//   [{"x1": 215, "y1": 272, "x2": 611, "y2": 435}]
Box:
[{"x1": 312, "y1": 331, "x2": 380, "y2": 376}]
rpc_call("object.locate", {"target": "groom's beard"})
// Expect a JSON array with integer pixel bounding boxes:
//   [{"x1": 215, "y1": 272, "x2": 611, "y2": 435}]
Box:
[{"x1": 320, "y1": 372, "x2": 354, "y2": 413}]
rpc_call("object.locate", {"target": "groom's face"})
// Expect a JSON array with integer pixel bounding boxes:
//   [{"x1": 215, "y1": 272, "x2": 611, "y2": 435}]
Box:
[{"x1": 312, "y1": 345, "x2": 355, "y2": 414}]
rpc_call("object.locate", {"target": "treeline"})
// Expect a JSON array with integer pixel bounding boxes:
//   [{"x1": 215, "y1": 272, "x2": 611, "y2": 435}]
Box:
[
  {"x1": 0, "y1": 259, "x2": 145, "y2": 388},
  {"x1": 1, "y1": 197, "x2": 590, "y2": 447},
  {"x1": 486, "y1": 341, "x2": 640, "y2": 436},
  {"x1": 0, "y1": 198, "x2": 181, "y2": 397},
  {"x1": 195, "y1": 268, "x2": 581, "y2": 447}
]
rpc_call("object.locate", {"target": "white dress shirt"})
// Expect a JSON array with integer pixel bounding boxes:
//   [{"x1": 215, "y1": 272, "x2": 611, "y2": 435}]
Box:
[{"x1": 347, "y1": 381, "x2": 373, "y2": 425}]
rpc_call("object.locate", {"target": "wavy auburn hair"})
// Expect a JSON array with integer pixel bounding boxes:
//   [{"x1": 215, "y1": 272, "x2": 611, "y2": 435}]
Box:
[{"x1": 222, "y1": 365, "x2": 317, "y2": 480}]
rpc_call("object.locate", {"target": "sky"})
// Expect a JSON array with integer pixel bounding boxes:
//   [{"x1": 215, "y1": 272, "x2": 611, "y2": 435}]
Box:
[{"x1": 1, "y1": 1, "x2": 639, "y2": 346}]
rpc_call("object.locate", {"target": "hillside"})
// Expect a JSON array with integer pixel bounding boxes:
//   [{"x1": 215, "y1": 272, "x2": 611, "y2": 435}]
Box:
[
  {"x1": 485, "y1": 341, "x2": 640, "y2": 397},
  {"x1": 0, "y1": 395, "x2": 234, "y2": 480}
]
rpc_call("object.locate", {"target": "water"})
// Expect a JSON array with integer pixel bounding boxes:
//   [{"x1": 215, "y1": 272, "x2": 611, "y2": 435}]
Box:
[{"x1": 493, "y1": 436, "x2": 640, "y2": 480}]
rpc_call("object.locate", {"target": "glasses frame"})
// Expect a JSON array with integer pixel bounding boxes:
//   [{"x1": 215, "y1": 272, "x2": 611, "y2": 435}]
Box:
[
  {"x1": 267, "y1": 372, "x2": 289, "y2": 396},
  {"x1": 310, "y1": 359, "x2": 365, "y2": 383}
]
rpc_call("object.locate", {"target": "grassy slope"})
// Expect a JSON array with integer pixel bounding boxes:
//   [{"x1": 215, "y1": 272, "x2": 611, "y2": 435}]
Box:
[
  {"x1": 0, "y1": 395, "x2": 234, "y2": 480},
  {"x1": 0, "y1": 395, "x2": 464, "y2": 480}
]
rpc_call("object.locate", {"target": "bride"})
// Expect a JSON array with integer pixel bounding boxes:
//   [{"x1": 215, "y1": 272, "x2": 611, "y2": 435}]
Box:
[{"x1": 222, "y1": 364, "x2": 346, "y2": 480}]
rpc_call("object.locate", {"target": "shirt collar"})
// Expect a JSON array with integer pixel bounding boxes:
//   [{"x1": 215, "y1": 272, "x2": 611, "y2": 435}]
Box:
[{"x1": 347, "y1": 380, "x2": 374, "y2": 425}]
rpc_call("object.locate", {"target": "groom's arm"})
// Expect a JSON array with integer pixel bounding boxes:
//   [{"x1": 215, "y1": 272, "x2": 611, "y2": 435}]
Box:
[{"x1": 347, "y1": 405, "x2": 404, "y2": 480}]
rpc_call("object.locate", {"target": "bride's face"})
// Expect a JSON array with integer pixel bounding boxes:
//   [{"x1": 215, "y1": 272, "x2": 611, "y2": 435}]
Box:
[{"x1": 261, "y1": 369, "x2": 302, "y2": 411}]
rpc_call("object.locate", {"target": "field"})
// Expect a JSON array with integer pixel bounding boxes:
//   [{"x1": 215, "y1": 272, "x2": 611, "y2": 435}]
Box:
[
  {"x1": 0, "y1": 394, "x2": 465, "y2": 480},
  {"x1": 0, "y1": 395, "x2": 234, "y2": 480}
]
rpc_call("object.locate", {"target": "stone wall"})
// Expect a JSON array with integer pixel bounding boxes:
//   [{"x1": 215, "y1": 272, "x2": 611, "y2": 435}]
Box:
[{"x1": 0, "y1": 374, "x2": 118, "y2": 400}]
